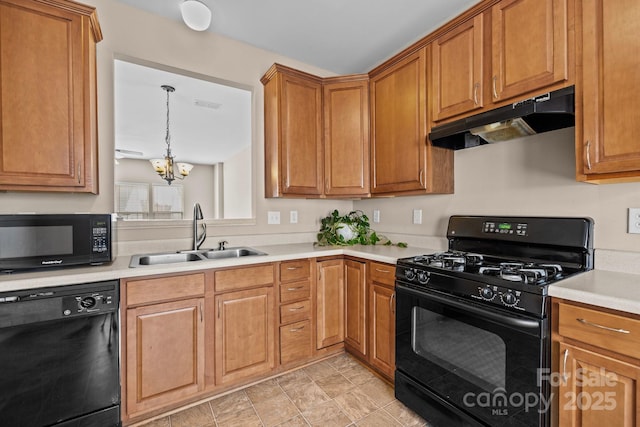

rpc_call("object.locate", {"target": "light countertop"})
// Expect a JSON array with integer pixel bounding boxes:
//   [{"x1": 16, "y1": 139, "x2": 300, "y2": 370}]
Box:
[
  {"x1": 3, "y1": 243, "x2": 640, "y2": 317},
  {"x1": 0, "y1": 243, "x2": 435, "y2": 293},
  {"x1": 548, "y1": 269, "x2": 640, "y2": 315}
]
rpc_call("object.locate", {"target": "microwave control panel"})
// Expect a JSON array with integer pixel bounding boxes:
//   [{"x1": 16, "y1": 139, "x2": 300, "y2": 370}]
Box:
[{"x1": 91, "y1": 219, "x2": 110, "y2": 253}]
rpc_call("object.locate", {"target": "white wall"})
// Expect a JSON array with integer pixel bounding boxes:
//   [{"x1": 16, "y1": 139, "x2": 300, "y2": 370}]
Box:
[
  {"x1": 354, "y1": 128, "x2": 640, "y2": 252},
  {"x1": 223, "y1": 147, "x2": 252, "y2": 219}
]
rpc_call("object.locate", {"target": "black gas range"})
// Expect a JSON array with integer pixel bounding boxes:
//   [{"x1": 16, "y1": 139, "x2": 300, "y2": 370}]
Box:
[
  {"x1": 396, "y1": 215, "x2": 594, "y2": 318},
  {"x1": 394, "y1": 216, "x2": 594, "y2": 427}
]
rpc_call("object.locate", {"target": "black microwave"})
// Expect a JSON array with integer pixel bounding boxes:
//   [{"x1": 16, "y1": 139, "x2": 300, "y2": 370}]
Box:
[{"x1": 0, "y1": 214, "x2": 113, "y2": 273}]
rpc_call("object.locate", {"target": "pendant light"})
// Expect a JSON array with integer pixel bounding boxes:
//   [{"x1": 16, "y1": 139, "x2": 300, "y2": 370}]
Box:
[{"x1": 150, "y1": 85, "x2": 194, "y2": 185}]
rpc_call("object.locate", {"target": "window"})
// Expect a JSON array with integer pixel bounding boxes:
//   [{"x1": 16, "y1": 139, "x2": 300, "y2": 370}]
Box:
[{"x1": 115, "y1": 182, "x2": 184, "y2": 219}]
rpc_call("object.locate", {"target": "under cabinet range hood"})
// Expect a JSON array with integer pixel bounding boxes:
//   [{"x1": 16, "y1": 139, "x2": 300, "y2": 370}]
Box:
[{"x1": 429, "y1": 86, "x2": 575, "y2": 150}]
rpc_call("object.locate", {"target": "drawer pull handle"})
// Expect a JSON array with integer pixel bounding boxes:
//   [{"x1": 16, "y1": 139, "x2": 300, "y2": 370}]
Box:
[
  {"x1": 287, "y1": 266, "x2": 301, "y2": 270},
  {"x1": 576, "y1": 318, "x2": 630, "y2": 334},
  {"x1": 562, "y1": 348, "x2": 569, "y2": 383},
  {"x1": 287, "y1": 286, "x2": 304, "y2": 291},
  {"x1": 376, "y1": 268, "x2": 391, "y2": 273},
  {"x1": 288, "y1": 306, "x2": 304, "y2": 311},
  {"x1": 390, "y1": 292, "x2": 395, "y2": 314},
  {"x1": 290, "y1": 326, "x2": 305, "y2": 332},
  {"x1": 585, "y1": 140, "x2": 592, "y2": 170}
]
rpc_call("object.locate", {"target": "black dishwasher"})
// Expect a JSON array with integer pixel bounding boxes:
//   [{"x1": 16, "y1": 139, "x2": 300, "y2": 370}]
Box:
[{"x1": 0, "y1": 280, "x2": 120, "y2": 427}]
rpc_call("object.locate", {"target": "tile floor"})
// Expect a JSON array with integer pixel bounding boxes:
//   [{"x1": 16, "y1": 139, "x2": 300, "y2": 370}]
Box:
[{"x1": 137, "y1": 353, "x2": 429, "y2": 427}]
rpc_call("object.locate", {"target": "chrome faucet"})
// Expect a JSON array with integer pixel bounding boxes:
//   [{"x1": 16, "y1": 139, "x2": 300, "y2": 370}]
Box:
[{"x1": 193, "y1": 203, "x2": 206, "y2": 250}]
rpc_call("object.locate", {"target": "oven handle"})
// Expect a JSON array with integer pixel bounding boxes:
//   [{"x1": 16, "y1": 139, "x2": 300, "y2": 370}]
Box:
[{"x1": 396, "y1": 284, "x2": 541, "y2": 331}]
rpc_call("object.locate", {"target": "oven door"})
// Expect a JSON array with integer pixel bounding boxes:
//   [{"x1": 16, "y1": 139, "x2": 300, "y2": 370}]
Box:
[{"x1": 395, "y1": 283, "x2": 550, "y2": 427}]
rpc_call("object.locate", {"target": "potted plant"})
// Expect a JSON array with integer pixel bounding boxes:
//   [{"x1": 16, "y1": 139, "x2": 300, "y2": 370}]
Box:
[{"x1": 316, "y1": 210, "x2": 407, "y2": 247}]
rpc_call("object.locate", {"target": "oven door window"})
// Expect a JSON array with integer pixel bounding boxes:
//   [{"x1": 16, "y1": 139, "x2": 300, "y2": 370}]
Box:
[{"x1": 412, "y1": 307, "x2": 506, "y2": 392}]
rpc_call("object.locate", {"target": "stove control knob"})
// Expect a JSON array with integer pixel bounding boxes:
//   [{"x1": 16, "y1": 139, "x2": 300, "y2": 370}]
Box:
[
  {"x1": 480, "y1": 286, "x2": 494, "y2": 300},
  {"x1": 404, "y1": 269, "x2": 416, "y2": 281},
  {"x1": 502, "y1": 291, "x2": 518, "y2": 306},
  {"x1": 417, "y1": 271, "x2": 430, "y2": 284}
]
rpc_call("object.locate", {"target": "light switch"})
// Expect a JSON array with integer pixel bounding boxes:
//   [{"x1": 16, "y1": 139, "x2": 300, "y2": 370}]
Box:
[{"x1": 267, "y1": 211, "x2": 280, "y2": 225}]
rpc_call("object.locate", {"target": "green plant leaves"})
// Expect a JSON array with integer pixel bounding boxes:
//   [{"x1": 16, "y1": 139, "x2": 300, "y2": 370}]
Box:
[{"x1": 315, "y1": 210, "x2": 407, "y2": 247}]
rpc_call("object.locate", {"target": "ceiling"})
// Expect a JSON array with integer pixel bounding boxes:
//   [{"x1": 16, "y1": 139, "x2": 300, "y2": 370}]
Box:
[{"x1": 114, "y1": 0, "x2": 481, "y2": 75}]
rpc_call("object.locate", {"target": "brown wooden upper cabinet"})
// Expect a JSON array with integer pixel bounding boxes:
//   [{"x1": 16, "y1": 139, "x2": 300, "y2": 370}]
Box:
[
  {"x1": 261, "y1": 64, "x2": 369, "y2": 198},
  {"x1": 262, "y1": 65, "x2": 323, "y2": 197},
  {"x1": 431, "y1": 0, "x2": 570, "y2": 123},
  {"x1": 323, "y1": 76, "x2": 370, "y2": 197},
  {"x1": 576, "y1": 0, "x2": 640, "y2": 183},
  {"x1": 0, "y1": 0, "x2": 101, "y2": 193},
  {"x1": 370, "y1": 47, "x2": 453, "y2": 195}
]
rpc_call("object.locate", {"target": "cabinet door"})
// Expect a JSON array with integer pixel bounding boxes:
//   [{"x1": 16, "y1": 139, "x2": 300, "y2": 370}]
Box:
[
  {"x1": 558, "y1": 343, "x2": 640, "y2": 427},
  {"x1": 323, "y1": 78, "x2": 370, "y2": 196},
  {"x1": 0, "y1": 0, "x2": 99, "y2": 192},
  {"x1": 491, "y1": 0, "x2": 568, "y2": 102},
  {"x1": 316, "y1": 259, "x2": 345, "y2": 349},
  {"x1": 344, "y1": 260, "x2": 366, "y2": 356},
  {"x1": 370, "y1": 49, "x2": 427, "y2": 194},
  {"x1": 432, "y1": 15, "x2": 484, "y2": 121},
  {"x1": 126, "y1": 298, "x2": 205, "y2": 416},
  {"x1": 215, "y1": 287, "x2": 275, "y2": 385},
  {"x1": 263, "y1": 68, "x2": 323, "y2": 197},
  {"x1": 578, "y1": 0, "x2": 640, "y2": 179},
  {"x1": 369, "y1": 283, "x2": 395, "y2": 380}
]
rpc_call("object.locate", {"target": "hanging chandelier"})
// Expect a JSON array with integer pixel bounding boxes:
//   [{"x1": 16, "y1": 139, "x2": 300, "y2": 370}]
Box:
[{"x1": 150, "y1": 85, "x2": 194, "y2": 185}]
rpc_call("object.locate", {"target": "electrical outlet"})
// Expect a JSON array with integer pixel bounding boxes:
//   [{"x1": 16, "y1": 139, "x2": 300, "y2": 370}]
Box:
[
  {"x1": 267, "y1": 211, "x2": 280, "y2": 225},
  {"x1": 413, "y1": 209, "x2": 423, "y2": 225},
  {"x1": 290, "y1": 210, "x2": 298, "y2": 224},
  {"x1": 373, "y1": 209, "x2": 380, "y2": 223},
  {"x1": 628, "y1": 208, "x2": 640, "y2": 234}
]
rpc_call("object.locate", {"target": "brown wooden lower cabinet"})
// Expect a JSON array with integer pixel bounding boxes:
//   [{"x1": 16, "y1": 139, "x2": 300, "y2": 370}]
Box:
[
  {"x1": 214, "y1": 286, "x2": 275, "y2": 386},
  {"x1": 553, "y1": 298, "x2": 640, "y2": 427},
  {"x1": 316, "y1": 259, "x2": 345, "y2": 349},
  {"x1": 126, "y1": 297, "x2": 205, "y2": 417},
  {"x1": 280, "y1": 319, "x2": 313, "y2": 364},
  {"x1": 344, "y1": 259, "x2": 367, "y2": 357},
  {"x1": 368, "y1": 282, "x2": 395, "y2": 379},
  {"x1": 558, "y1": 342, "x2": 639, "y2": 427}
]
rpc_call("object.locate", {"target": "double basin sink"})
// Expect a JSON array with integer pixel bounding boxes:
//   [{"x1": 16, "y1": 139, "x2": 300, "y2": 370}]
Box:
[{"x1": 129, "y1": 247, "x2": 267, "y2": 268}]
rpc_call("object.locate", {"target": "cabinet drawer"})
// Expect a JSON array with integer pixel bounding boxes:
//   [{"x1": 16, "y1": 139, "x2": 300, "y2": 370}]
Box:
[
  {"x1": 126, "y1": 273, "x2": 205, "y2": 306},
  {"x1": 280, "y1": 280, "x2": 310, "y2": 303},
  {"x1": 280, "y1": 260, "x2": 310, "y2": 282},
  {"x1": 280, "y1": 320, "x2": 312, "y2": 364},
  {"x1": 280, "y1": 299, "x2": 311, "y2": 325},
  {"x1": 558, "y1": 302, "x2": 640, "y2": 360},
  {"x1": 369, "y1": 262, "x2": 395, "y2": 286},
  {"x1": 214, "y1": 264, "x2": 274, "y2": 292}
]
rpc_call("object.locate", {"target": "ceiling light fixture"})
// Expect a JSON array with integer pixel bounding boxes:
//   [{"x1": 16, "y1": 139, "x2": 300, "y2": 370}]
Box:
[
  {"x1": 180, "y1": 0, "x2": 212, "y2": 31},
  {"x1": 150, "y1": 85, "x2": 194, "y2": 185}
]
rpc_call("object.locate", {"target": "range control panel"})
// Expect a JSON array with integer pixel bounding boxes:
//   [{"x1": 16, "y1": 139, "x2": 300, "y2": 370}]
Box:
[{"x1": 483, "y1": 221, "x2": 528, "y2": 236}]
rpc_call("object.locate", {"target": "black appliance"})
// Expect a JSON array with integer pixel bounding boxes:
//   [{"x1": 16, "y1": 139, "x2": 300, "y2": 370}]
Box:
[
  {"x1": 0, "y1": 280, "x2": 120, "y2": 426},
  {"x1": 429, "y1": 86, "x2": 575, "y2": 150},
  {"x1": 395, "y1": 215, "x2": 593, "y2": 427},
  {"x1": 0, "y1": 214, "x2": 113, "y2": 273}
]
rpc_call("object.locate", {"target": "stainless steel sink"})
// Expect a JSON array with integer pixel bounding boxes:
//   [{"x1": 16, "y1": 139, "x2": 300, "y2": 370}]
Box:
[
  {"x1": 200, "y1": 247, "x2": 267, "y2": 260},
  {"x1": 129, "y1": 247, "x2": 267, "y2": 267}
]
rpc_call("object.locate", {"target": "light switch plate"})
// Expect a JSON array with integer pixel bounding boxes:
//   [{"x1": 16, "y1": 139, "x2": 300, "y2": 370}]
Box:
[
  {"x1": 289, "y1": 210, "x2": 298, "y2": 224},
  {"x1": 267, "y1": 211, "x2": 280, "y2": 225},
  {"x1": 628, "y1": 208, "x2": 640, "y2": 234}
]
